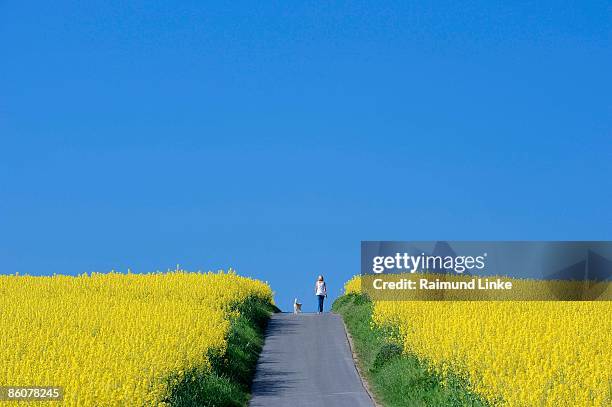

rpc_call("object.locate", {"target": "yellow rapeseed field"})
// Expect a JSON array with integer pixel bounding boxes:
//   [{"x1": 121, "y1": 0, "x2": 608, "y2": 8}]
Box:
[
  {"x1": 344, "y1": 275, "x2": 612, "y2": 406},
  {"x1": 0, "y1": 270, "x2": 272, "y2": 406}
]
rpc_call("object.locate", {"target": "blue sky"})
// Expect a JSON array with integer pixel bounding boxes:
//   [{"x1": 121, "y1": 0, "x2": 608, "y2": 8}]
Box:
[{"x1": 1, "y1": 1, "x2": 610, "y2": 310}]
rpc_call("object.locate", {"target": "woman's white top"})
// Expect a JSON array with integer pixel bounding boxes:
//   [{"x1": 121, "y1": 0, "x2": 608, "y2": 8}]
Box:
[{"x1": 315, "y1": 281, "x2": 326, "y2": 296}]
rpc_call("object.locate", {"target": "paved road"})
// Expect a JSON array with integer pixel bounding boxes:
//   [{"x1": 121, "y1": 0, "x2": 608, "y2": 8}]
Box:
[{"x1": 249, "y1": 313, "x2": 374, "y2": 407}]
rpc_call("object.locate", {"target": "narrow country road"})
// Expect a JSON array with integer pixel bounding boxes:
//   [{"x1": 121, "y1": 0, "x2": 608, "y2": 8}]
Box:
[{"x1": 249, "y1": 313, "x2": 375, "y2": 407}]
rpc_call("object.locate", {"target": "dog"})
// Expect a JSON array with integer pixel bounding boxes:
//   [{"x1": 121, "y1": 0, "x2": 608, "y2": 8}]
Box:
[{"x1": 293, "y1": 298, "x2": 302, "y2": 314}]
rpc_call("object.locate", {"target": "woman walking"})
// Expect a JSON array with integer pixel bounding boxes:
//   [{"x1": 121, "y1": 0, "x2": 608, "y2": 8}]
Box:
[{"x1": 315, "y1": 275, "x2": 327, "y2": 313}]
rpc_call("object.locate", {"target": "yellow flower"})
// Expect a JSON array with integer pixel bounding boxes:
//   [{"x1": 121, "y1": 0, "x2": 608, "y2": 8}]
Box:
[
  {"x1": 346, "y1": 275, "x2": 611, "y2": 406},
  {"x1": 0, "y1": 270, "x2": 272, "y2": 406}
]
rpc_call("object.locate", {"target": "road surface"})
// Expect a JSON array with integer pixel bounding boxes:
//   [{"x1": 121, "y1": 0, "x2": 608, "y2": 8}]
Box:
[{"x1": 249, "y1": 313, "x2": 375, "y2": 407}]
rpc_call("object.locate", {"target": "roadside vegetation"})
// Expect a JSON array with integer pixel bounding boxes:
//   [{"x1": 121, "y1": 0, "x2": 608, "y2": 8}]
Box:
[
  {"x1": 168, "y1": 296, "x2": 279, "y2": 406},
  {"x1": 333, "y1": 293, "x2": 489, "y2": 407}
]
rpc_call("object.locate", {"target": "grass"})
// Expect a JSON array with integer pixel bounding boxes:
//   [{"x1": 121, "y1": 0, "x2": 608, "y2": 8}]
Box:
[
  {"x1": 332, "y1": 293, "x2": 490, "y2": 407},
  {"x1": 165, "y1": 296, "x2": 279, "y2": 407}
]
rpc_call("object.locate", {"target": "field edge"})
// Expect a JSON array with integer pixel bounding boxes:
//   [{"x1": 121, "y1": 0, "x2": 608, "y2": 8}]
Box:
[
  {"x1": 165, "y1": 296, "x2": 278, "y2": 407},
  {"x1": 332, "y1": 293, "x2": 491, "y2": 407}
]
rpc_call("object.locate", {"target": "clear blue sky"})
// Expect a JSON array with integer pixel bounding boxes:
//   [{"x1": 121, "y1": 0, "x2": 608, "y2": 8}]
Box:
[{"x1": 1, "y1": 1, "x2": 610, "y2": 310}]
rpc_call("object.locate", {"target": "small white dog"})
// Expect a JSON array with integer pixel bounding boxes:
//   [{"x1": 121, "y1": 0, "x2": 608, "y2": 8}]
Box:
[{"x1": 293, "y1": 298, "x2": 302, "y2": 314}]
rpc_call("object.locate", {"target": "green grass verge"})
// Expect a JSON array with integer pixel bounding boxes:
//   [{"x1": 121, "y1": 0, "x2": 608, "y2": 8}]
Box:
[
  {"x1": 165, "y1": 296, "x2": 279, "y2": 407},
  {"x1": 333, "y1": 293, "x2": 491, "y2": 407}
]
